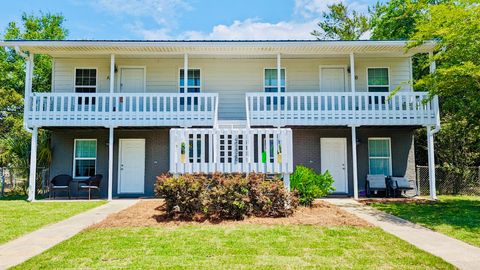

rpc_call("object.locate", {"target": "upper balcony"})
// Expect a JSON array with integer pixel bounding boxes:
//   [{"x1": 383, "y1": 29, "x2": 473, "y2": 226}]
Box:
[
  {"x1": 246, "y1": 92, "x2": 439, "y2": 127},
  {"x1": 25, "y1": 92, "x2": 218, "y2": 128}
]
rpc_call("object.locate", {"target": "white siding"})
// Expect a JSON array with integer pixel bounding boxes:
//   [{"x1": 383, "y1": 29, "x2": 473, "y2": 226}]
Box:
[{"x1": 52, "y1": 57, "x2": 412, "y2": 119}]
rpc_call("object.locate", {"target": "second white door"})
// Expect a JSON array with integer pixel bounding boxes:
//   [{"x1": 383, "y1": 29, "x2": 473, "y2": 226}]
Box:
[
  {"x1": 320, "y1": 67, "x2": 346, "y2": 92},
  {"x1": 320, "y1": 138, "x2": 348, "y2": 193},
  {"x1": 118, "y1": 139, "x2": 145, "y2": 194},
  {"x1": 120, "y1": 68, "x2": 145, "y2": 93}
]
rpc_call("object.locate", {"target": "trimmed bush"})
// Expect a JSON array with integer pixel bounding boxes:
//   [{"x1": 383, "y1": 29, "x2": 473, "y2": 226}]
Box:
[
  {"x1": 290, "y1": 165, "x2": 335, "y2": 206},
  {"x1": 155, "y1": 173, "x2": 298, "y2": 220}
]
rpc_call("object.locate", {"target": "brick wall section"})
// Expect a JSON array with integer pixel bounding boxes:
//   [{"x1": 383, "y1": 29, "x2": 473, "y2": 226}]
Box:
[
  {"x1": 292, "y1": 127, "x2": 416, "y2": 195},
  {"x1": 50, "y1": 128, "x2": 169, "y2": 198}
]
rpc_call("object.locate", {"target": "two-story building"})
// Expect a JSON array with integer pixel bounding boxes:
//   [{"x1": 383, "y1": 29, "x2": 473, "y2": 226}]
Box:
[{"x1": 1, "y1": 40, "x2": 440, "y2": 201}]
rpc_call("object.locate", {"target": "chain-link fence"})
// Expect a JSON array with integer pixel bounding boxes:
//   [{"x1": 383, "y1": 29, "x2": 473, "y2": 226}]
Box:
[
  {"x1": 416, "y1": 165, "x2": 480, "y2": 196},
  {"x1": 0, "y1": 167, "x2": 50, "y2": 197}
]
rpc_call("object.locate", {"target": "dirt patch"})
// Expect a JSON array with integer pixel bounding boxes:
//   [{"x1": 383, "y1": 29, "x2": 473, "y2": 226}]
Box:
[
  {"x1": 360, "y1": 197, "x2": 432, "y2": 205},
  {"x1": 92, "y1": 199, "x2": 371, "y2": 229}
]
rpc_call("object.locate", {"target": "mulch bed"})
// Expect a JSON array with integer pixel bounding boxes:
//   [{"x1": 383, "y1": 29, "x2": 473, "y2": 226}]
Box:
[{"x1": 92, "y1": 199, "x2": 372, "y2": 228}]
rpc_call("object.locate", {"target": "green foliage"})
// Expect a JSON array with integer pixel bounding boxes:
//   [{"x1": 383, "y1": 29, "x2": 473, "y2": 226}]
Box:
[
  {"x1": 155, "y1": 173, "x2": 298, "y2": 220},
  {"x1": 311, "y1": 3, "x2": 370, "y2": 40},
  {"x1": 0, "y1": 12, "x2": 68, "y2": 93},
  {"x1": 290, "y1": 165, "x2": 335, "y2": 206}
]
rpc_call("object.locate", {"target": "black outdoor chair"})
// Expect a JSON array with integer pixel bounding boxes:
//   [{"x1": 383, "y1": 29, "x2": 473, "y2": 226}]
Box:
[
  {"x1": 390, "y1": 176, "x2": 415, "y2": 197},
  {"x1": 365, "y1": 174, "x2": 387, "y2": 197},
  {"x1": 49, "y1": 174, "x2": 73, "y2": 199},
  {"x1": 78, "y1": 174, "x2": 103, "y2": 200}
]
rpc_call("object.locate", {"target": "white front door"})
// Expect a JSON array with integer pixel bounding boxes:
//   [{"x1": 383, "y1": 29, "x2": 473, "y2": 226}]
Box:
[
  {"x1": 120, "y1": 68, "x2": 145, "y2": 93},
  {"x1": 321, "y1": 138, "x2": 348, "y2": 193},
  {"x1": 118, "y1": 139, "x2": 145, "y2": 194},
  {"x1": 320, "y1": 67, "x2": 346, "y2": 92}
]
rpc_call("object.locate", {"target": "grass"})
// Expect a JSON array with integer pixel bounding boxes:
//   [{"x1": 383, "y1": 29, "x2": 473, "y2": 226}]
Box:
[
  {"x1": 371, "y1": 196, "x2": 480, "y2": 247},
  {"x1": 13, "y1": 225, "x2": 453, "y2": 269},
  {"x1": 0, "y1": 197, "x2": 105, "y2": 244}
]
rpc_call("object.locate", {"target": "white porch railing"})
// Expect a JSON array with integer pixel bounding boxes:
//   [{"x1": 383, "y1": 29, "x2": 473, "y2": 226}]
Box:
[
  {"x1": 25, "y1": 92, "x2": 218, "y2": 127},
  {"x1": 169, "y1": 128, "x2": 293, "y2": 174},
  {"x1": 246, "y1": 92, "x2": 439, "y2": 127}
]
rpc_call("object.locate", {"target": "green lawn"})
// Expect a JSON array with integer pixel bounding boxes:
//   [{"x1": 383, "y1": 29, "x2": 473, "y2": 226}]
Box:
[
  {"x1": 371, "y1": 196, "x2": 480, "y2": 247},
  {"x1": 14, "y1": 225, "x2": 453, "y2": 269},
  {"x1": 0, "y1": 198, "x2": 105, "y2": 244}
]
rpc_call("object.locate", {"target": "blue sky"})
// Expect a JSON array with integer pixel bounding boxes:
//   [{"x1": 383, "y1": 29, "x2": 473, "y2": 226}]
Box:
[{"x1": 0, "y1": 0, "x2": 382, "y2": 40}]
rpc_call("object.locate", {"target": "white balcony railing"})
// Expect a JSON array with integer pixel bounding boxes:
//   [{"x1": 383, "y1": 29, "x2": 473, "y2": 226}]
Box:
[
  {"x1": 169, "y1": 128, "x2": 293, "y2": 174},
  {"x1": 25, "y1": 92, "x2": 218, "y2": 127},
  {"x1": 246, "y1": 92, "x2": 439, "y2": 127}
]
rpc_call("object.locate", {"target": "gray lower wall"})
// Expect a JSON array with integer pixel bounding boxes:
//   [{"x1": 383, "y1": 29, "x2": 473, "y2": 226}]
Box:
[
  {"x1": 50, "y1": 128, "x2": 169, "y2": 198},
  {"x1": 292, "y1": 127, "x2": 416, "y2": 195},
  {"x1": 49, "y1": 126, "x2": 415, "y2": 198}
]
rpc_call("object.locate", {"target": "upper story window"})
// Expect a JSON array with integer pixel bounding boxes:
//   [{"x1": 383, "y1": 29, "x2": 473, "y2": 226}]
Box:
[
  {"x1": 73, "y1": 139, "x2": 97, "y2": 178},
  {"x1": 367, "y1": 68, "x2": 389, "y2": 92},
  {"x1": 75, "y1": 68, "x2": 97, "y2": 105},
  {"x1": 368, "y1": 138, "x2": 392, "y2": 176},
  {"x1": 264, "y1": 68, "x2": 286, "y2": 92},
  {"x1": 179, "y1": 69, "x2": 201, "y2": 93},
  {"x1": 75, "y1": 68, "x2": 97, "y2": 93}
]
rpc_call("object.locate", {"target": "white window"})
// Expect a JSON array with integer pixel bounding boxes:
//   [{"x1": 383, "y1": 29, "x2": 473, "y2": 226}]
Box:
[
  {"x1": 75, "y1": 68, "x2": 97, "y2": 93},
  {"x1": 179, "y1": 69, "x2": 201, "y2": 93},
  {"x1": 264, "y1": 68, "x2": 286, "y2": 92},
  {"x1": 368, "y1": 138, "x2": 392, "y2": 175},
  {"x1": 73, "y1": 139, "x2": 97, "y2": 178},
  {"x1": 367, "y1": 68, "x2": 389, "y2": 92}
]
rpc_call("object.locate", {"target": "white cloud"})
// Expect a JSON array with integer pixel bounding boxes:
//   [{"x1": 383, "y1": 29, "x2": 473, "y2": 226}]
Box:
[
  {"x1": 178, "y1": 19, "x2": 319, "y2": 40},
  {"x1": 92, "y1": 0, "x2": 190, "y2": 27},
  {"x1": 294, "y1": 0, "x2": 369, "y2": 18}
]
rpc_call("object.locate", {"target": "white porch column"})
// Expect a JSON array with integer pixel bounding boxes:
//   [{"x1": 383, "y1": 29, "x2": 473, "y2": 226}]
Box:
[
  {"x1": 429, "y1": 51, "x2": 436, "y2": 74},
  {"x1": 108, "y1": 127, "x2": 114, "y2": 201},
  {"x1": 351, "y1": 126, "x2": 359, "y2": 199},
  {"x1": 276, "y1": 53, "x2": 281, "y2": 93},
  {"x1": 28, "y1": 127, "x2": 38, "y2": 202},
  {"x1": 349, "y1": 52, "x2": 356, "y2": 92},
  {"x1": 23, "y1": 54, "x2": 34, "y2": 126},
  {"x1": 349, "y1": 52, "x2": 359, "y2": 199},
  {"x1": 109, "y1": 54, "x2": 115, "y2": 93},
  {"x1": 283, "y1": 173, "x2": 290, "y2": 191},
  {"x1": 183, "y1": 53, "x2": 188, "y2": 92},
  {"x1": 427, "y1": 126, "x2": 437, "y2": 200}
]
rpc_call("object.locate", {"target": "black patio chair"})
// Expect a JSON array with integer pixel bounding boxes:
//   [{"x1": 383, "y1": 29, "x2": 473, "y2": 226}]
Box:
[
  {"x1": 49, "y1": 174, "x2": 73, "y2": 199},
  {"x1": 365, "y1": 174, "x2": 387, "y2": 197},
  {"x1": 390, "y1": 176, "x2": 415, "y2": 197},
  {"x1": 78, "y1": 174, "x2": 103, "y2": 200}
]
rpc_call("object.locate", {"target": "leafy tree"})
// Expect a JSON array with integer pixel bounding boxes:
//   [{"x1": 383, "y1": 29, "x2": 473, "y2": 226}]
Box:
[
  {"x1": 311, "y1": 3, "x2": 370, "y2": 40},
  {"x1": 0, "y1": 12, "x2": 67, "y2": 193},
  {"x1": 0, "y1": 12, "x2": 68, "y2": 93}
]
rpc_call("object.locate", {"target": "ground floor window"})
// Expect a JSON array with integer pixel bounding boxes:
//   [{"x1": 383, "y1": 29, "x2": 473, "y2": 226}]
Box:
[
  {"x1": 73, "y1": 139, "x2": 97, "y2": 178},
  {"x1": 368, "y1": 138, "x2": 391, "y2": 175}
]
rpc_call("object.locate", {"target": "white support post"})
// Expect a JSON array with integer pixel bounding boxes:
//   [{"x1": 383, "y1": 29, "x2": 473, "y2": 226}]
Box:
[
  {"x1": 427, "y1": 126, "x2": 437, "y2": 200},
  {"x1": 351, "y1": 126, "x2": 358, "y2": 199},
  {"x1": 24, "y1": 54, "x2": 34, "y2": 127},
  {"x1": 276, "y1": 53, "x2": 281, "y2": 93},
  {"x1": 283, "y1": 173, "x2": 290, "y2": 191},
  {"x1": 108, "y1": 127, "x2": 114, "y2": 201},
  {"x1": 429, "y1": 51, "x2": 436, "y2": 74},
  {"x1": 110, "y1": 54, "x2": 115, "y2": 93},
  {"x1": 349, "y1": 52, "x2": 356, "y2": 93},
  {"x1": 184, "y1": 53, "x2": 188, "y2": 93},
  {"x1": 28, "y1": 127, "x2": 38, "y2": 202}
]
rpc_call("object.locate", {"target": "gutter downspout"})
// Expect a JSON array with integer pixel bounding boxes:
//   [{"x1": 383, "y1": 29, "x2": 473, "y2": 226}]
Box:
[{"x1": 15, "y1": 46, "x2": 33, "y2": 133}]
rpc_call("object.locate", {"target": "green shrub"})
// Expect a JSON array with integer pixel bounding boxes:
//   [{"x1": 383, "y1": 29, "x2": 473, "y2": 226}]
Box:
[
  {"x1": 290, "y1": 165, "x2": 335, "y2": 206},
  {"x1": 155, "y1": 173, "x2": 298, "y2": 220}
]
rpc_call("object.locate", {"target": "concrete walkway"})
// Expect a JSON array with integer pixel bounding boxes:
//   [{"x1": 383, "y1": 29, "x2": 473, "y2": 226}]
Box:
[
  {"x1": 0, "y1": 199, "x2": 137, "y2": 269},
  {"x1": 327, "y1": 198, "x2": 480, "y2": 270}
]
